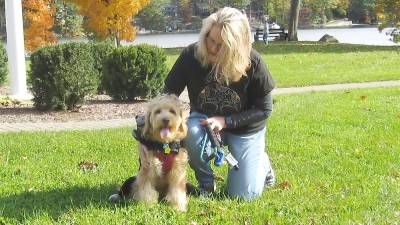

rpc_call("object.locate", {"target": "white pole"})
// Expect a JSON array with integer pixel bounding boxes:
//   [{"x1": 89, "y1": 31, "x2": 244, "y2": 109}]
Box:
[{"x1": 5, "y1": 0, "x2": 30, "y2": 100}]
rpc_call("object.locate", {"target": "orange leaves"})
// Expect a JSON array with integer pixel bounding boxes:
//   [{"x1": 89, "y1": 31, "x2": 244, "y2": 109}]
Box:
[
  {"x1": 23, "y1": 0, "x2": 58, "y2": 52},
  {"x1": 66, "y1": 0, "x2": 150, "y2": 43}
]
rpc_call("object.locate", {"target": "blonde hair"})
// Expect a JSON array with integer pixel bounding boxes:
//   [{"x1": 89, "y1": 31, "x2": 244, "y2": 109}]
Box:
[{"x1": 195, "y1": 7, "x2": 252, "y2": 84}]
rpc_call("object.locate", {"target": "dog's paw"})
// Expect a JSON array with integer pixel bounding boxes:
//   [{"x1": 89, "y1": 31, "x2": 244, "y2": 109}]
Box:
[{"x1": 108, "y1": 193, "x2": 122, "y2": 203}]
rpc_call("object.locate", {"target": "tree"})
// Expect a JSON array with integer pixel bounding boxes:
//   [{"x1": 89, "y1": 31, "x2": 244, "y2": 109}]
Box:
[
  {"x1": 210, "y1": 0, "x2": 251, "y2": 9},
  {"x1": 305, "y1": 0, "x2": 342, "y2": 24},
  {"x1": 266, "y1": 0, "x2": 291, "y2": 25},
  {"x1": 53, "y1": 0, "x2": 84, "y2": 38},
  {"x1": 178, "y1": 0, "x2": 193, "y2": 23},
  {"x1": 66, "y1": 0, "x2": 150, "y2": 46},
  {"x1": 348, "y1": 0, "x2": 376, "y2": 23},
  {"x1": 23, "y1": 0, "x2": 58, "y2": 52},
  {"x1": 376, "y1": 0, "x2": 400, "y2": 29},
  {"x1": 136, "y1": 0, "x2": 169, "y2": 32},
  {"x1": 288, "y1": 0, "x2": 301, "y2": 40},
  {"x1": 0, "y1": 0, "x2": 6, "y2": 39}
]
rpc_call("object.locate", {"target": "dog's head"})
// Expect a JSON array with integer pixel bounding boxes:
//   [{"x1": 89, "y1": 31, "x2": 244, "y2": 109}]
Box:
[{"x1": 143, "y1": 94, "x2": 187, "y2": 143}]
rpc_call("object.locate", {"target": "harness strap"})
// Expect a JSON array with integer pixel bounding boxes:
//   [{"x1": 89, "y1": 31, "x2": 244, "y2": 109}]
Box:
[{"x1": 133, "y1": 127, "x2": 181, "y2": 174}]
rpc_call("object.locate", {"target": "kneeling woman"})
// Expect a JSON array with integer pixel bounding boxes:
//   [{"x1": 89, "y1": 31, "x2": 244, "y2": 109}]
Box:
[{"x1": 163, "y1": 7, "x2": 276, "y2": 200}]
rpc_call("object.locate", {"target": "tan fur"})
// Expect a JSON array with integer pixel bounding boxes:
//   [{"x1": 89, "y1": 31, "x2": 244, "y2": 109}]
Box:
[{"x1": 132, "y1": 94, "x2": 189, "y2": 212}]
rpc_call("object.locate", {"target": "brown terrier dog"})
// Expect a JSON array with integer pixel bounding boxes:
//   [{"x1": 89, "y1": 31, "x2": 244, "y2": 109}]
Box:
[{"x1": 109, "y1": 94, "x2": 189, "y2": 211}]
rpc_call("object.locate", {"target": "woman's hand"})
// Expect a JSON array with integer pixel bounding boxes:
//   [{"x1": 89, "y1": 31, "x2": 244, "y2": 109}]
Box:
[{"x1": 200, "y1": 116, "x2": 226, "y2": 132}]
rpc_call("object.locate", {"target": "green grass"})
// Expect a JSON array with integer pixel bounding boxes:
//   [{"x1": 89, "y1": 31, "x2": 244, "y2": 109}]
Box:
[
  {"x1": 1, "y1": 87, "x2": 399, "y2": 224},
  {"x1": 165, "y1": 42, "x2": 400, "y2": 87}
]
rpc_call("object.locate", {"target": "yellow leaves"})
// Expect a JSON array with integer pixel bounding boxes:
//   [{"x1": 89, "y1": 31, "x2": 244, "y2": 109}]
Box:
[
  {"x1": 23, "y1": 0, "x2": 57, "y2": 52},
  {"x1": 376, "y1": 0, "x2": 400, "y2": 26},
  {"x1": 66, "y1": 0, "x2": 150, "y2": 42}
]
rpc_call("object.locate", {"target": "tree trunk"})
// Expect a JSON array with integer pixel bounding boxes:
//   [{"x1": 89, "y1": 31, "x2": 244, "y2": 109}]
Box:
[
  {"x1": 321, "y1": 5, "x2": 327, "y2": 25},
  {"x1": 288, "y1": 0, "x2": 301, "y2": 41}
]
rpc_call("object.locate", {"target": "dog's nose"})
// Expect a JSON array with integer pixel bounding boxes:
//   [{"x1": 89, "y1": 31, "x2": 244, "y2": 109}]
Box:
[{"x1": 162, "y1": 118, "x2": 170, "y2": 126}]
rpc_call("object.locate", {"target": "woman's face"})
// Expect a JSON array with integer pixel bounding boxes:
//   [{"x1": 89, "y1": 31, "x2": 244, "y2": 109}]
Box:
[{"x1": 206, "y1": 25, "x2": 223, "y2": 64}]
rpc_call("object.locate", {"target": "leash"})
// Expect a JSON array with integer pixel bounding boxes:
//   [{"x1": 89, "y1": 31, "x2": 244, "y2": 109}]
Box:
[{"x1": 200, "y1": 123, "x2": 239, "y2": 170}]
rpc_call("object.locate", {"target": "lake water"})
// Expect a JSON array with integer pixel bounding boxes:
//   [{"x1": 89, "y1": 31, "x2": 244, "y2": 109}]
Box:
[{"x1": 125, "y1": 27, "x2": 398, "y2": 48}]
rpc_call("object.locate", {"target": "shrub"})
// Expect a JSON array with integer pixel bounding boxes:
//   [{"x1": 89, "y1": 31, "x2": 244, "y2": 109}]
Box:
[
  {"x1": 0, "y1": 42, "x2": 8, "y2": 85},
  {"x1": 103, "y1": 44, "x2": 167, "y2": 101},
  {"x1": 88, "y1": 41, "x2": 115, "y2": 93},
  {"x1": 30, "y1": 43, "x2": 98, "y2": 110}
]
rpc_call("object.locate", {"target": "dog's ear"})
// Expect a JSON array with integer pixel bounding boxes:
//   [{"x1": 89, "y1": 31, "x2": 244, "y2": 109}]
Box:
[
  {"x1": 142, "y1": 107, "x2": 153, "y2": 139},
  {"x1": 176, "y1": 109, "x2": 188, "y2": 140}
]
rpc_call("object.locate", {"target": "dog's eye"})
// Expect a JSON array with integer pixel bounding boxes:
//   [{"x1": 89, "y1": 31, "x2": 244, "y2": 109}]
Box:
[
  {"x1": 169, "y1": 109, "x2": 176, "y2": 115},
  {"x1": 155, "y1": 109, "x2": 161, "y2": 114}
]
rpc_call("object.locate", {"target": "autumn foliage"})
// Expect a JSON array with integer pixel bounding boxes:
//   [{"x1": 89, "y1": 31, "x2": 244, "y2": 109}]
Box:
[
  {"x1": 66, "y1": 0, "x2": 150, "y2": 45},
  {"x1": 376, "y1": 0, "x2": 400, "y2": 29},
  {"x1": 23, "y1": 0, "x2": 58, "y2": 52}
]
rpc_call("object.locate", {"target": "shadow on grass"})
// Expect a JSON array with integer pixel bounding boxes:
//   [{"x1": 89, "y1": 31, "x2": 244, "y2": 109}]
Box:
[{"x1": 0, "y1": 184, "x2": 130, "y2": 222}]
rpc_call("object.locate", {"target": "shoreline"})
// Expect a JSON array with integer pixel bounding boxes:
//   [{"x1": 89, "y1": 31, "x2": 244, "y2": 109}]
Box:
[{"x1": 136, "y1": 24, "x2": 381, "y2": 35}]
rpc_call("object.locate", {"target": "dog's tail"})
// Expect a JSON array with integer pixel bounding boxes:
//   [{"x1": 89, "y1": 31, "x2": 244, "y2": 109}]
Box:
[{"x1": 109, "y1": 176, "x2": 137, "y2": 203}]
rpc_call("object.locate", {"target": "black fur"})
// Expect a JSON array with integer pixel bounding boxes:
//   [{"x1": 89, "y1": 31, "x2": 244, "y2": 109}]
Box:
[{"x1": 114, "y1": 176, "x2": 199, "y2": 199}]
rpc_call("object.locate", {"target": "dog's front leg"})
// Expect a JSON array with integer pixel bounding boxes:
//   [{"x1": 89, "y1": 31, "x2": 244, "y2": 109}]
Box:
[
  {"x1": 165, "y1": 185, "x2": 187, "y2": 212},
  {"x1": 134, "y1": 177, "x2": 159, "y2": 204},
  {"x1": 165, "y1": 152, "x2": 188, "y2": 212}
]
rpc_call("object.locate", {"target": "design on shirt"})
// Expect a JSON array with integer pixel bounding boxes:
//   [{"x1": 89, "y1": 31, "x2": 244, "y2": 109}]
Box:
[{"x1": 196, "y1": 73, "x2": 241, "y2": 116}]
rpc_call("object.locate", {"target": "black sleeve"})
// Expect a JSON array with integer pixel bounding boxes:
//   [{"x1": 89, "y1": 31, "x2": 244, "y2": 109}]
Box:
[
  {"x1": 225, "y1": 54, "x2": 275, "y2": 129},
  {"x1": 162, "y1": 49, "x2": 188, "y2": 96},
  {"x1": 226, "y1": 91, "x2": 273, "y2": 128}
]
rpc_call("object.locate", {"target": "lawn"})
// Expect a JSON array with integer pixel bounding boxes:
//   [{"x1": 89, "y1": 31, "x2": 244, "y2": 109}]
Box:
[
  {"x1": 165, "y1": 42, "x2": 400, "y2": 88},
  {"x1": 1, "y1": 86, "x2": 399, "y2": 224}
]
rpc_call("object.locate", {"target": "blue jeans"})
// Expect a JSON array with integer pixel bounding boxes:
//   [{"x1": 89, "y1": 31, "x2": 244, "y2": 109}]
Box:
[{"x1": 184, "y1": 112, "x2": 275, "y2": 200}]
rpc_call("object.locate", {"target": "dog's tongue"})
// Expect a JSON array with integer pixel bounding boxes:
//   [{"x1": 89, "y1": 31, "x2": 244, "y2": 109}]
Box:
[{"x1": 160, "y1": 128, "x2": 170, "y2": 139}]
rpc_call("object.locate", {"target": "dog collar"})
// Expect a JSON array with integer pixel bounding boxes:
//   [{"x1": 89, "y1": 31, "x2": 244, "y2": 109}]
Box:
[{"x1": 133, "y1": 128, "x2": 181, "y2": 154}]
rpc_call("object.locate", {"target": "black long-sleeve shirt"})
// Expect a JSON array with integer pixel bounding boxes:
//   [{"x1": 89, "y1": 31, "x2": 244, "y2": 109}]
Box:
[{"x1": 164, "y1": 43, "x2": 275, "y2": 134}]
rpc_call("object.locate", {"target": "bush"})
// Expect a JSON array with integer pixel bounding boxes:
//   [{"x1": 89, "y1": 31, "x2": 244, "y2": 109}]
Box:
[
  {"x1": 103, "y1": 44, "x2": 167, "y2": 101},
  {"x1": 0, "y1": 42, "x2": 8, "y2": 85},
  {"x1": 88, "y1": 41, "x2": 115, "y2": 93},
  {"x1": 30, "y1": 43, "x2": 98, "y2": 110}
]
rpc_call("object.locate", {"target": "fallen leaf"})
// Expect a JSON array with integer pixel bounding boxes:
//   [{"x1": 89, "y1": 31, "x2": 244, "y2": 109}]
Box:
[
  {"x1": 197, "y1": 210, "x2": 207, "y2": 217},
  {"x1": 217, "y1": 206, "x2": 226, "y2": 212},
  {"x1": 354, "y1": 148, "x2": 363, "y2": 156},
  {"x1": 277, "y1": 181, "x2": 292, "y2": 190},
  {"x1": 213, "y1": 174, "x2": 225, "y2": 182},
  {"x1": 389, "y1": 171, "x2": 400, "y2": 179},
  {"x1": 78, "y1": 161, "x2": 98, "y2": 171}
]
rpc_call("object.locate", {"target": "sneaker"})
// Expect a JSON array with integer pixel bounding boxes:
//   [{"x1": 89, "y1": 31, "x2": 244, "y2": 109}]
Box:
[
  {"x1": 264, "y1": 168, "x2": 276, "y2": 188},
  {"x1": 186, "y1": 182, "x2": 200, "y2": 196},
  {"x1": 199, "y1": 183, "x2": 216, "y2": 197}
]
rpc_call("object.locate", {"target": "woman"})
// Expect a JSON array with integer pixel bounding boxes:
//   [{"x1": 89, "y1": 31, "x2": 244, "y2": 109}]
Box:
[{"x1": 163, "y1": 7, "x2": 276, "y2": 200}]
